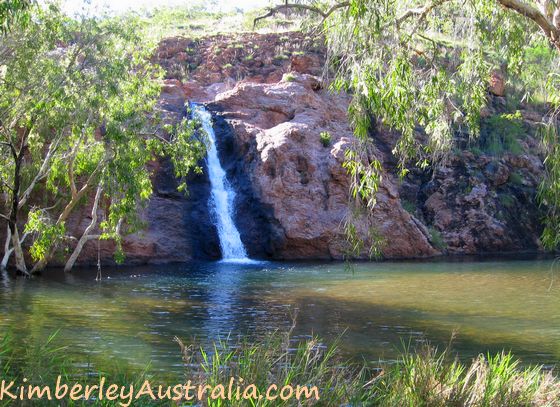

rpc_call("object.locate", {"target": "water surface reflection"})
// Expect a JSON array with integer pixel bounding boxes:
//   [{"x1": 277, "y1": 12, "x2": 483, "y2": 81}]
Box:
[{"x1": 0, "y1": 257, "x2": 558, "y2": 374}]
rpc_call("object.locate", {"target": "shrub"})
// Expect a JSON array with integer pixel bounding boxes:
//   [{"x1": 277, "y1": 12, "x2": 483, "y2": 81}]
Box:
[
  {"x1": 401, "y1": 199, "x2": 417, "y2": 214},
  {"x1": 283, "y1": 72, "x2": 296, "y2": 82},
  {"x1": 320, "y1": 131, "x2": 332, "y2": 147},
  {"x1": 509, "y1": 171, "x2": 524, "y2": 186},
  {"x1": 499, "y1": 193, "x2": 516, "y2": 208},
  {"x1": 479, "y1": 111, "x2": 525, "y2": 156},
  {"x1": 469, "y1": 145, "x2": 483, "y2": 157},
  {"x1": 429, "y1": 227, "x2": 447, "y2": 250}
]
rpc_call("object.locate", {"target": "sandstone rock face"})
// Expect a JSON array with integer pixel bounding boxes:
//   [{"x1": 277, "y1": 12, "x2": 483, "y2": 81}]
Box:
[
  {"x1": 209, "y1": 73, "x2": 437, "y2": 259},
  {"x1": 1, "y1": 32, "x2": 548, "y2": 268},
  {"x1": 406, "y1": 152, "x2": 544, "y2": 254}
]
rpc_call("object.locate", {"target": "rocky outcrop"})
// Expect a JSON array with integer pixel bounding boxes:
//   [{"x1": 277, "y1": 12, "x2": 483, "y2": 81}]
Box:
[
  {"x1": 416, "y1": 153, "x2": 543, "y2": 253},
  {"x1": 207, "y1": 73, "x2": 436, "y2": 259},
  {"x1": 3, "y1": 31, "x2": 547, "y2": 268}
]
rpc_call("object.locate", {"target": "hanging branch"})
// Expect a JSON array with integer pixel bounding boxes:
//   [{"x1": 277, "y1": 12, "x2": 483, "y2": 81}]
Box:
[{"x1": 253, "y1": 1, "x2": 350, "y2": 28}]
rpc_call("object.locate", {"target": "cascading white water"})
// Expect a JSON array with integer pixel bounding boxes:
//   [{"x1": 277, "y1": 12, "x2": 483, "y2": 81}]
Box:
[{"x1": 191, "y1": 104, "x2": 250, "y2": 262}]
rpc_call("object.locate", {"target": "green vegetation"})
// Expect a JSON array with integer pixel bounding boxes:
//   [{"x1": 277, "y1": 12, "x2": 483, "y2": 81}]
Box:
[
  {"x1": 256, "y1": 0, "x2": 560, "y2": 252},
  {"x1": 429, "y1": 227, "x2": 447, "y2": 251},
  {"x1": 319, "y1": 131, "x2": 332, "y2": 147},
  {"x1": 373, "y1": 342, "x2": 560, "y2": 406},
  {"x1": 2, "y1": 330, "x2": 559, "y2": 406},
  {"x1": 401, "y1": 199, "x2": 417, "y2": 215},
  {"x1": 509, "y1": 171, "x2": 524, "y2": 186},
  {"x1": 0, "y1": 3, "x2": 205, "y2": 274},
  {"x1": 284, "y1": 72, "x2": 296, "y2": 82},
  {"x1": 479, "y1": 112, "x2": 525, "y2": 156},
  {"x1": 0, "y1": 0, "x2": 30, "y2": 33},
  {"x1": 132, "y1": 3, "x2": 241, "y2": 41},
  {"x1": 499, "y1": 193, "x2": 516, "y2": 208}
]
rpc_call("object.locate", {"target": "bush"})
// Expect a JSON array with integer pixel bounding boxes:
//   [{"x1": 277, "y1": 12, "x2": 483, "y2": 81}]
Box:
[
  {"x1": 509, "y1": 171, "x2": 524, "y2": 186},
  {"x1": 429, "y1": 227, "x2": 447, "y2": 251},
  {"x1": 401, "y1": 199, "x2": 417, "y2": 214},
  {"x1": 320, "y1": 131, "x2": 332, "y2": 147},
  {"x1": 479, "y1": 111, "x2": 525, "y2": 156},
  {"x1": 283, "y1": 72, "x2": 296, "y2": 82},
  {"x1": 499, "y1": 193, "x2": 516, "y2": 208}
]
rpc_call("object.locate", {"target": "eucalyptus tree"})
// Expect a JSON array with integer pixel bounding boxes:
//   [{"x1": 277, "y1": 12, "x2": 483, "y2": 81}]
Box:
[
  {"x1": 0, "y1": 4, "x2": 205, "y2": 274},
  {"x1": 256, "y1": 0, "x2": 560, "y2": 252},
  {"x1": 0, "y1": 0, "x2": 31, "y2": 33}
]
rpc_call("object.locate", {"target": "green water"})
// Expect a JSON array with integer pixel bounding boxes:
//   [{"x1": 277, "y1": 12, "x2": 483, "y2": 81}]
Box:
[{"x1": 0, "y1": 257, "x2": 559, "y2": 374}]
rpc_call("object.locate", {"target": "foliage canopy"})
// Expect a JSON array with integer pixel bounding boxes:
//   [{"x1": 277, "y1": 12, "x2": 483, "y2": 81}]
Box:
[
  {"x1": 271, "y1": 0, "x2": 560, "y2": 251},
  {"x1": 0, "y1": 3, "x2": 205, "y2": 273}
]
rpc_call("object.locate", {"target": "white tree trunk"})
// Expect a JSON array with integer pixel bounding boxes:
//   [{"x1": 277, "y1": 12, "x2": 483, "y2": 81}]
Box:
[
  {"x1": 1, "y1": 226, "x2": 12, "y2": 271},
  {"x1": 10, "y1": 225, "x2": 28, "y2": 275},
  {"x1": 64, "y1": 186, "x2": 103, "y2": 272}
]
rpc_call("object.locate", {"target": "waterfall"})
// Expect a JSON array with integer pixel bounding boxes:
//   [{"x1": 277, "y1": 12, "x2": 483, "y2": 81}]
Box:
[{"x1": 191, "y1": 104, "x2": 250, "y2": 262}]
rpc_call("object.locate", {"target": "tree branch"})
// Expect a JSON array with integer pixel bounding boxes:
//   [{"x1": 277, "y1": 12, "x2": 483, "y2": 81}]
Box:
[
  {"x1": 497, "y1": 0, "x2": 560, "y2": 50},
  {"x1": 64, "y1": 185, "x2": 103, "y2": 272},
  {"x1": 253, "y1": 1, "x2": 349, "y2": 28},
  {"x1": 396, "y1": 0, "x2": 449, "y2": 26}
]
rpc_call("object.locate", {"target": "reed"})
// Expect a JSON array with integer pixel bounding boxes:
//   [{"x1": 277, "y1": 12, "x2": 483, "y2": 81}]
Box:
[{"x1": 1, "y1": 330, "x2": 559, "y2": 406}]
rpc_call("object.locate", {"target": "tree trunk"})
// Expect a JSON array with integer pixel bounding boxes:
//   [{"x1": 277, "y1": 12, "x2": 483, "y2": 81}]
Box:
[
  {"x1": 31, "y1": 161, "x2": 103, "y2": 274},
  {"x1": 1, "y1": 226, "x2": 12, "y2": 271},
  {"x1": 8, "y1": 135, "x2": 28, "y2": 275},
  {"x1": 9, "y1": 223, "x2": 27, "y2": 275},
  {"x1": 64, "y1": 186, "x2": 102, "y2": 272}
]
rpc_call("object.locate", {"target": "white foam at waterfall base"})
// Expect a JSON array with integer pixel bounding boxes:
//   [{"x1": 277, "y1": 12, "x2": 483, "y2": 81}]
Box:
[{"x1": 191, "y1": 104, "x2": 255, "y2": 263}]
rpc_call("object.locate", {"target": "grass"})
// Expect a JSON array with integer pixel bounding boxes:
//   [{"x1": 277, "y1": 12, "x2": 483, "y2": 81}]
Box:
[
  {"x1": 373, "y1": 341, "x2": 560, "y2": 406},
  {"x1": 509, "y1": 171, "x2": 524, "y2": 186},
  {"x1": 319, "y1": 131, "x2": 332, "y2": 147},
  {"x1": 3, "y1": 330, "x2": 560, "y2": 406},
  {"x1": 429, "y1": 227, "x2": 447, "y2": 251},
  {"x1": 478, "y1": 111, "x2": 525, "y2": 156}
]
